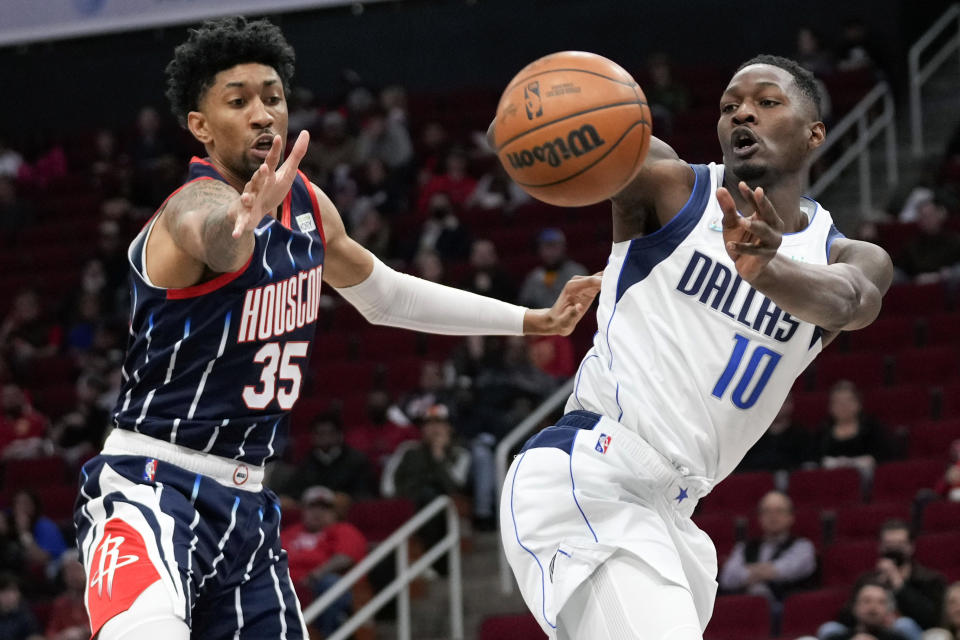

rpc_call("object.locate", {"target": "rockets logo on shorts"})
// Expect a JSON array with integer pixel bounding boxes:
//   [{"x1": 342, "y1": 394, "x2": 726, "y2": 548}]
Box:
[
  {"x1": 87, "y1": 519, "x2": 161, "y2": 635},
  {"x1": 143, "y1": 459, "x2": 157, "y2": 482},
  {"x1": 595, "y1": 433, "x2": 612, "y2": 454}
]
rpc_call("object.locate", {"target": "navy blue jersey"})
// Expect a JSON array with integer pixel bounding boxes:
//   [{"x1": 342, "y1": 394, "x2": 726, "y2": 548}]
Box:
[{"x1": 113, "y1": 157, "x2": 326, "y2": 464}]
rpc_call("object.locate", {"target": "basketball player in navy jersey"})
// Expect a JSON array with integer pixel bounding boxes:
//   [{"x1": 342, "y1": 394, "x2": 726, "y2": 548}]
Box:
[
  {"x1": 74, "y1": 17, "x2": 600, "y2": 640},
  {"x1": 498, "y1": 56, "x2": 894, "y2": 639}
]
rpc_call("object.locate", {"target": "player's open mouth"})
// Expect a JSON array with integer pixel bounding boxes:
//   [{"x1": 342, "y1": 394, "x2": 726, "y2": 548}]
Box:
[
  {"x1": 732, "y1": 128, "x2": 760, "y2": 158},
  {"x1": 250, "y1": 135, "x2": 275, "y2": 160}
]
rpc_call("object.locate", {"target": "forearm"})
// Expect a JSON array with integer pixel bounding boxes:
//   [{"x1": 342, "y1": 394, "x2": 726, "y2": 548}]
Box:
[
  {"x1": 199, "y1": 201, "x2": 255, "y2": 273},
  {"x1": 312, "y1": 553, "x2": 354, "y2": 579},
  {"x1": 749, "y1": 256, "x2": 880, "y2": 332}
]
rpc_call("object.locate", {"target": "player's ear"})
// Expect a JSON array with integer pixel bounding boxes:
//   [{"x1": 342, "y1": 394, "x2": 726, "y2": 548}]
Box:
[
  {"x1": 807, "y1": 121, "x2": 826, "y2": 151},
  {"x1": 188, "y1": 111, "x2": 213, "y2": 145}
]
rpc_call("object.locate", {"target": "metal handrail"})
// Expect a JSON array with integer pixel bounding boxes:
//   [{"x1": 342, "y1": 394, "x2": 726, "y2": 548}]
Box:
[
  {"x1": 494, "y1": 378, "x2": 574, "y2": 594},
  {"x1": 909, "y1": 3, "x2": 960, "y2": 157},
  {"x1": 808, "y1": 82, "x2": 897, "y2": 218},
  {"x1": 302, "y1": 495, "x2": 464, "y2": 640}
]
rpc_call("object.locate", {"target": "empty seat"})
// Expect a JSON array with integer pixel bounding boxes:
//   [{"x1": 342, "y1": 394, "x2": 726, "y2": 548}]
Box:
[
  {"x1": 823, "y1": 539, "x2": 877, "y2": 586},
  {"x1": 692, "y1": 513, "x2": 737, "y2": 561},
  {"x1": 789, "y1": 468, "x2": 862, "y2": 509},
  {"x1": 882, "y1": 282, "x2": 948, "y2": 316},
  {"x1": 921, "y1": 500, "x2": 960, "y2": 533},
  {"x1": 894, "y1": 346, "x2": 960, "y2": 385},
  {"x1": 698, "y1": 472, "x2": 775, "y2": 516},
  {"x1": 833, "y1": 502, "x2": 909, "y2": 542},
  {"x1": 346, "y1": 498, "x2": 415, "y2": 543},
  {"x1": 915, "y1": 531, "x2": 960, "y2": 573},
  {"x1": 844, "y1": 316, "x2": 916, "y2": 352},
  {"x1": 862, "y1": 385, "x2": 932, "y2": 425},
  {"x1": 791, "y1": 391, "x2": 830, "y2": 429},
  {"x1": 908, "y1": 419, "x2": 960, "y2": 459},
  {"x1": 479, "y1": 613, "x2": 546, "y2": 640},
  {"x1": 813, "y1": 352, "x2": 888, "y2": 391},
  {"x1": 704, "y1": 594, "x2": 770, "y2": 640},
  {"x1": 2, "y1": 456, "x2": 70, "y2": 488},
  {"x1": 780, "y1": 588, "x2": 851, "y2": 638},
  {"x1": 872, "y1": 459, "x2": 943, "y2": 504},
  {"x1": 922, "y1": 312, "x2": 960, "y2": 347}
]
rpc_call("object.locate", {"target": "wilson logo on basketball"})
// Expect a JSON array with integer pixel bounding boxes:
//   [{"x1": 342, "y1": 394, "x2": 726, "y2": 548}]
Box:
[{"x1": 506, "y1": 124, "x2": 606, "y2": 170}]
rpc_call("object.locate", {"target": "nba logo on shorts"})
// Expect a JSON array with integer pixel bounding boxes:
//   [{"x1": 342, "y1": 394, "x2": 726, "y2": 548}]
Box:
[
  {"x1": 142, "y1": 459, "x2": 157, "y2": 482},
  {"x1": 595, "y1": 433, "x2": 612, "y2": 454}
]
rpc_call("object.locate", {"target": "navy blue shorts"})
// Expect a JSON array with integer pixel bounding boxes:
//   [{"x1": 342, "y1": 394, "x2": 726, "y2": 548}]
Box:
[{"x1": 75, "y1": 453, "x2": 307, "y2": 639}]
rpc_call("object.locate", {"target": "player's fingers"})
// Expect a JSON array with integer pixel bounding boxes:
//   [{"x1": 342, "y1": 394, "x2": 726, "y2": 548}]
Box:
[
  {"x1": 737, "y1": 181, "x2": 758, "y2": 215},
  {"x1": 726, "y1": 240, "x2": 774, "y2": 256},
  {"x1": 753, "y1": 186, "x2": 785, "y2": 231},
  {"x1": 717, "y1": 187, "x2": 740, "y2": 229},
  {"x1": 742, "y1": 218, "x2": 778, "y2": 245},
  {"x1": 288, "y1": 130, "x2": 310, "y2": 165},
  {"x1": 232, "y1": 211, "x2": 248, "y2": 238},
  {"x1": 265, "y1": 134, "x2": 283, "y2": 170}
]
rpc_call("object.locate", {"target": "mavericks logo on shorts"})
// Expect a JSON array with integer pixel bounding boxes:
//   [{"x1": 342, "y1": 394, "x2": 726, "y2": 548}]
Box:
[{"x1": 595, "y1": 433, "x2": 612, "y2": 454}]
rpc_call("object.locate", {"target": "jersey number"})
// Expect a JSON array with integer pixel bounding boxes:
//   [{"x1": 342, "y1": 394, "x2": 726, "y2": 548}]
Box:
[
  {"x1": 242, "y1": 342, "x2": 308, "y2": 410},
  {"x1": 712, "y1": 334, "x2": 782, "y2": 409}
]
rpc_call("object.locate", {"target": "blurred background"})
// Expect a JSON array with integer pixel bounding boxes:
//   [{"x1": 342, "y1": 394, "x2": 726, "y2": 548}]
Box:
[{"x1": 0, "y1": 1, "x2": 959, "y2": 639}]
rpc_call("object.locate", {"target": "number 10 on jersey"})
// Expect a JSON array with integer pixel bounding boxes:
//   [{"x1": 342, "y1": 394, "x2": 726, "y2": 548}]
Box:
[{"x1": 712, "y1": 334, "x2": 782, "y2": 409}]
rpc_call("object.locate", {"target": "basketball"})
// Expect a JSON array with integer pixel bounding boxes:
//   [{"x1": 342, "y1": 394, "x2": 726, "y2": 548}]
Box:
[{"x1": 490, "y1": 51, "x2": 652, "y2": 207}]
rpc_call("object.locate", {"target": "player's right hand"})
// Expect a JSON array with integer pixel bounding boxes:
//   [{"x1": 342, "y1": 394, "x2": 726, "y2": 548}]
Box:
[{"x1": 231, "y1": 130, "x2": 310, "y2": 238}]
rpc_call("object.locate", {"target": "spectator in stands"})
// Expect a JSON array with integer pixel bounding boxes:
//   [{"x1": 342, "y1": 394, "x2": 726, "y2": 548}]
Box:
[
  {"x1": 286, "y1": 87, "x2": 319, "y2": 135},
  {"x1": 0, "y1": 384, "x2": 49, "y2": 460},
  {"x1": 466, "y1": 163, "x2": 531, "y2": 214},
  {"x1": 416, "y1": 191, "x2": 472, "y2": 261},
  {"x1": 412, "y1": 248, "x2": 446, "y2": 284},
  {"x1": 129, "y1": 106, "x2": 171, "y2": 174},
  {"x1": 0, "y1": 289, "x2": 61, "y2": 377},
  {"x1": 719, "y1": 491, "x2": 817, "y2": 604},
  {"x1": 924, "y1": 582, "x2": 960, "y2": 640},
  {"x1": 417, "y1": 150, "x2": 477, "y2": 215},
  {"x1": 10, "y1": 490, "x2": 66, "y2": 580},
  {"x1": 355, "y1": 108, "x2": 414, "y2": 172},
  {"x1": 738, "y1": 393, "x2": 816, "y2": 472},
  {"x1": 895, "y1": 191, "x2": 960, "y2": 283},
  {"x1": 45, "y1": 549, "x2": 88, "y2": 640},
  {"x1": 816, "y1": 380, "x2": 892, "y2": 482},
  {"x1": 350, "y1": 203, "x2": 393, "y2": 261},
  {"x1": 281, "y1": 486, "x2": 367, "y2": 637},
  {"x1": 821, "y1": 582, "x2": 919, "y2": 640},
  {"x1": 0, "y1": 512, "x2": 25, "y2": 580},
  {"x1": 644, "y1": 53, "x2": 690, "y2": 137},
  {"x1": 460, "y1": 239, "x2": 516, "y2": 303},
  {"x1": 93, "y1": 218, "x2": 129, "y2": 296},
  {"x1": 0, "y1": 176, "x2": 31, "y2": 248},
  {"x1": 934, "y1": 440, "x2": 960, "y2": 501},
  {"x1": 344, "y1": 389, "x2": 418, "y2": 472},
  {"x1": 400, "y1": 360, "x2": 456, "y2": 423},
  {"x1": 282, "y1": 412, "x2": 374, "y2": 500},
  {"x1": 416, "y1": 121, "x2": 451, "y2": 180},
  {"x1": 835, "y1": 18, "x2": 888, "y2": 77},
  {"x1": 355, "y1": 156, "x2": 407, "y2": 219},
  {"x1": 527, "y1": 335, "x2": 576, "y2": 380},
  {"x1": 63, "y1": 293, "x2": 103, "y2": 353},
  {"x1": 303, "y1": 110, "x2": 357, "y2": 188},
  {"x1": 50, "y1": 373, "x2": 108, "y2": 466},
  {"x1": 0, "y1": 573, "x2": 41, "y2": 640},
  {"x1": 795, "y1": 27, "x2": 835, "y2": 77},
  {"x1": 88, "y1": 129, "x2": 131, "y2": 197},
  {"x1": 0, "y1": 137, "x2": 23, "y2": 179},
  {"x1": 518, "y1": 228, "x2": 588, "y2": 309},
  {"x1": 389, "y1": 405, "x2": 469, "y2": 570}
]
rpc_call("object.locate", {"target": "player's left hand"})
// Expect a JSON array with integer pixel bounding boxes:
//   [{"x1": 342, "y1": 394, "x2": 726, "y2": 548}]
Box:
[
  {"x1": 524, "y1": 273, "x2": 602, "y2": 336},
  {"x1": 717, "y1": 181, "x2": 784, "y2": 283}
]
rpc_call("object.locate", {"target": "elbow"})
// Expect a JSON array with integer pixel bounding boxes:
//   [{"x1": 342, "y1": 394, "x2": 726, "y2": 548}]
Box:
[{"x1": 830, "y1": 279, "x2": 880, "y2": 332}]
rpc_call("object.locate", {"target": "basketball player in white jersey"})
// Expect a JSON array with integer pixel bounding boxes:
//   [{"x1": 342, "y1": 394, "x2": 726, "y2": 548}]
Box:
[{"x1": 499, "y1": 54, "x2": 893, "y2": 639}]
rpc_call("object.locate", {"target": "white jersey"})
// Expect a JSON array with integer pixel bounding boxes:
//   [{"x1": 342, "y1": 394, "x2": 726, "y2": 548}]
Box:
[{"x1": 566, "y1": 162, "x2": 843, "y2": 482}]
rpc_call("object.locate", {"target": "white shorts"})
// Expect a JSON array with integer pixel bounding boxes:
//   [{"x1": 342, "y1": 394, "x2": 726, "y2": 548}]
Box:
[{"x1": 500, "y1": 411, "x2": 718, "y2": 638}]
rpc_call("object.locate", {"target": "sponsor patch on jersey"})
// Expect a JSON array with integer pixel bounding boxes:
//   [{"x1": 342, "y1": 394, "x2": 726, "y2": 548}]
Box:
[
  {"x1": 295, "y1": 212, "x2": 317, "y2": 233},
  {"x1": 708, "y1": 216, "x2": 723, "y2": 231},
  {"x1": 142, "y1": 459, "x2": 157, "y2": 482},
  {"x1": 595, "y1": 433, "x2": 612, "y2": 454},
  {"x1": 233, "y1": 464, "x2": 249, "y2": 485}
]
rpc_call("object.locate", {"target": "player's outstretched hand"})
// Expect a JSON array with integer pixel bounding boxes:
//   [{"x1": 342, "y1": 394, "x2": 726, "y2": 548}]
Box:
[
  {"x1": 524, "y1": 273, "x2": 603, "y2": 336},
  {"x1": 717, "y1": 181, "x2": 784, "y2": 282},
  {"x1": 231, "y1": 130, "x2": 310, "y2": 238}
]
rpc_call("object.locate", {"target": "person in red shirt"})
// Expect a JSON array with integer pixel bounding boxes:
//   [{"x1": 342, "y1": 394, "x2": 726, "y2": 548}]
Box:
[
  {"x1": 280, "y1": 486, "x2": 367, "y2": 637},
  {"x1": 416, "y1": 151, "x2": 477, "y2": 215},
  {"x1": 46, "y1": 550, "x2": 89, "y2": 640},
  {"x1": 0, "y1": 384, "x2": 48, "y2": 459}
]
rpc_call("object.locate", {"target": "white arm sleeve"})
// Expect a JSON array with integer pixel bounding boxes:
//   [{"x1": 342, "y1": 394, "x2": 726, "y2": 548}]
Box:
[{"x1": 334, "y1": 256, "x2": 527, "y2": 335}]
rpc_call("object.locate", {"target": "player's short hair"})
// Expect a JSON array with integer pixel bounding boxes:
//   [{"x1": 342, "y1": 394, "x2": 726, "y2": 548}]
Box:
[
  {"x1": 736, "y1": 54, "x2": 822, "y2": 120},
  {"x1": 165, "y1": 16, "x2": 296, "y2": 127}
]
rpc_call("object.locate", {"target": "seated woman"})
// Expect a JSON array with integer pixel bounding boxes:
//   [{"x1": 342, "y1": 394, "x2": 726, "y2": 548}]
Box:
[{"x1": 815, "y1": 380, "x2": 892, "y2": 483}]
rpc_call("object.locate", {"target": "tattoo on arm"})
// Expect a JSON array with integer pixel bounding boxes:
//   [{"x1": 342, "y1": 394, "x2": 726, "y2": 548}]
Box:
[{"x1": 167, "y1": 180, "x2": 253, "y2": 272}]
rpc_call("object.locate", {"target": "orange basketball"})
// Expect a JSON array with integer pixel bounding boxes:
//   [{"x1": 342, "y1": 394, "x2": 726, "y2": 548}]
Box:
[{"x1": 490, "y1": 51, "x2": 652, "y2": 207}]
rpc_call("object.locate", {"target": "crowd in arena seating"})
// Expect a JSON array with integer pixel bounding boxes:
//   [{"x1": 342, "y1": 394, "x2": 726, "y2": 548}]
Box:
[{"x1": 0, "y1": 21, "x2": 958, "y2": 637}]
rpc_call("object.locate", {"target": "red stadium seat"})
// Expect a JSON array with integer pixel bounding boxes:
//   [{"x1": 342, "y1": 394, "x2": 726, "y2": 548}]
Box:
[
  {"x1": 923, "y1": 312, "x2": 960, "y2": 347},
  {"x1": 704, "y1": 594, "x2": 770, "y2": 640},
  {"x1": 921, "y1": 500, "x2": 960, "y2": 534},
  {"x1": 862, "y1": 385, "x2": 933, "y2": 425},
  {"x1": 908, "y1": 419, "x2": 960, "y2": 459},
  {"x1": 812, "y1": 352, "x2": 888, "y2": 391},
  {"x1": 832, "y1": 502, "x2": 910, "y2": 543},
  {"x1": 2, "y1": 456, "x2": 70, "y2": 488},
  {"x1": 780, "y1": 588, "x2": 851, "y2": 638},
  {"x1": 941, "y1": 381, "x2": 960, "y2": 419},
  {"x1": 791, "y1": 391, "x2": 830, "y2": 430},
  {"x1": 789, "y1": 468, "x2": 862, "y2": 509},
  {"x1": 346, "y1": 498, "x2": 415, "y2": 543},
  {"x1": 882, "y1": 282, "x2": 949, "y2": 316},
  {"x1": 697, "y1": 472, "x2": 775, "y2": 516},
  {"x1": 872, "y1": 459, "x2": 943, "y2": 504},
  {"x1": 914, "y1": 531, "x2": 960, "y2": 573},
  {"x1": 823, "y1": 539, "x2": 877, "y2": 586},
  {"x1": 844, "y1": 316, "x2": 917, "y2": 352},
  {"x1": 478, "y1": 613, "x2": 547, "y2": 640},
  {"x1": 34, "y1": 484, "x2": 78, "y2": 524},
  {"x1": 894, "y1": 346, "x2": 960, "y2": 385},
  {"x1": 692, "y1": 513, "x2": 737, "y2": 561}
]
